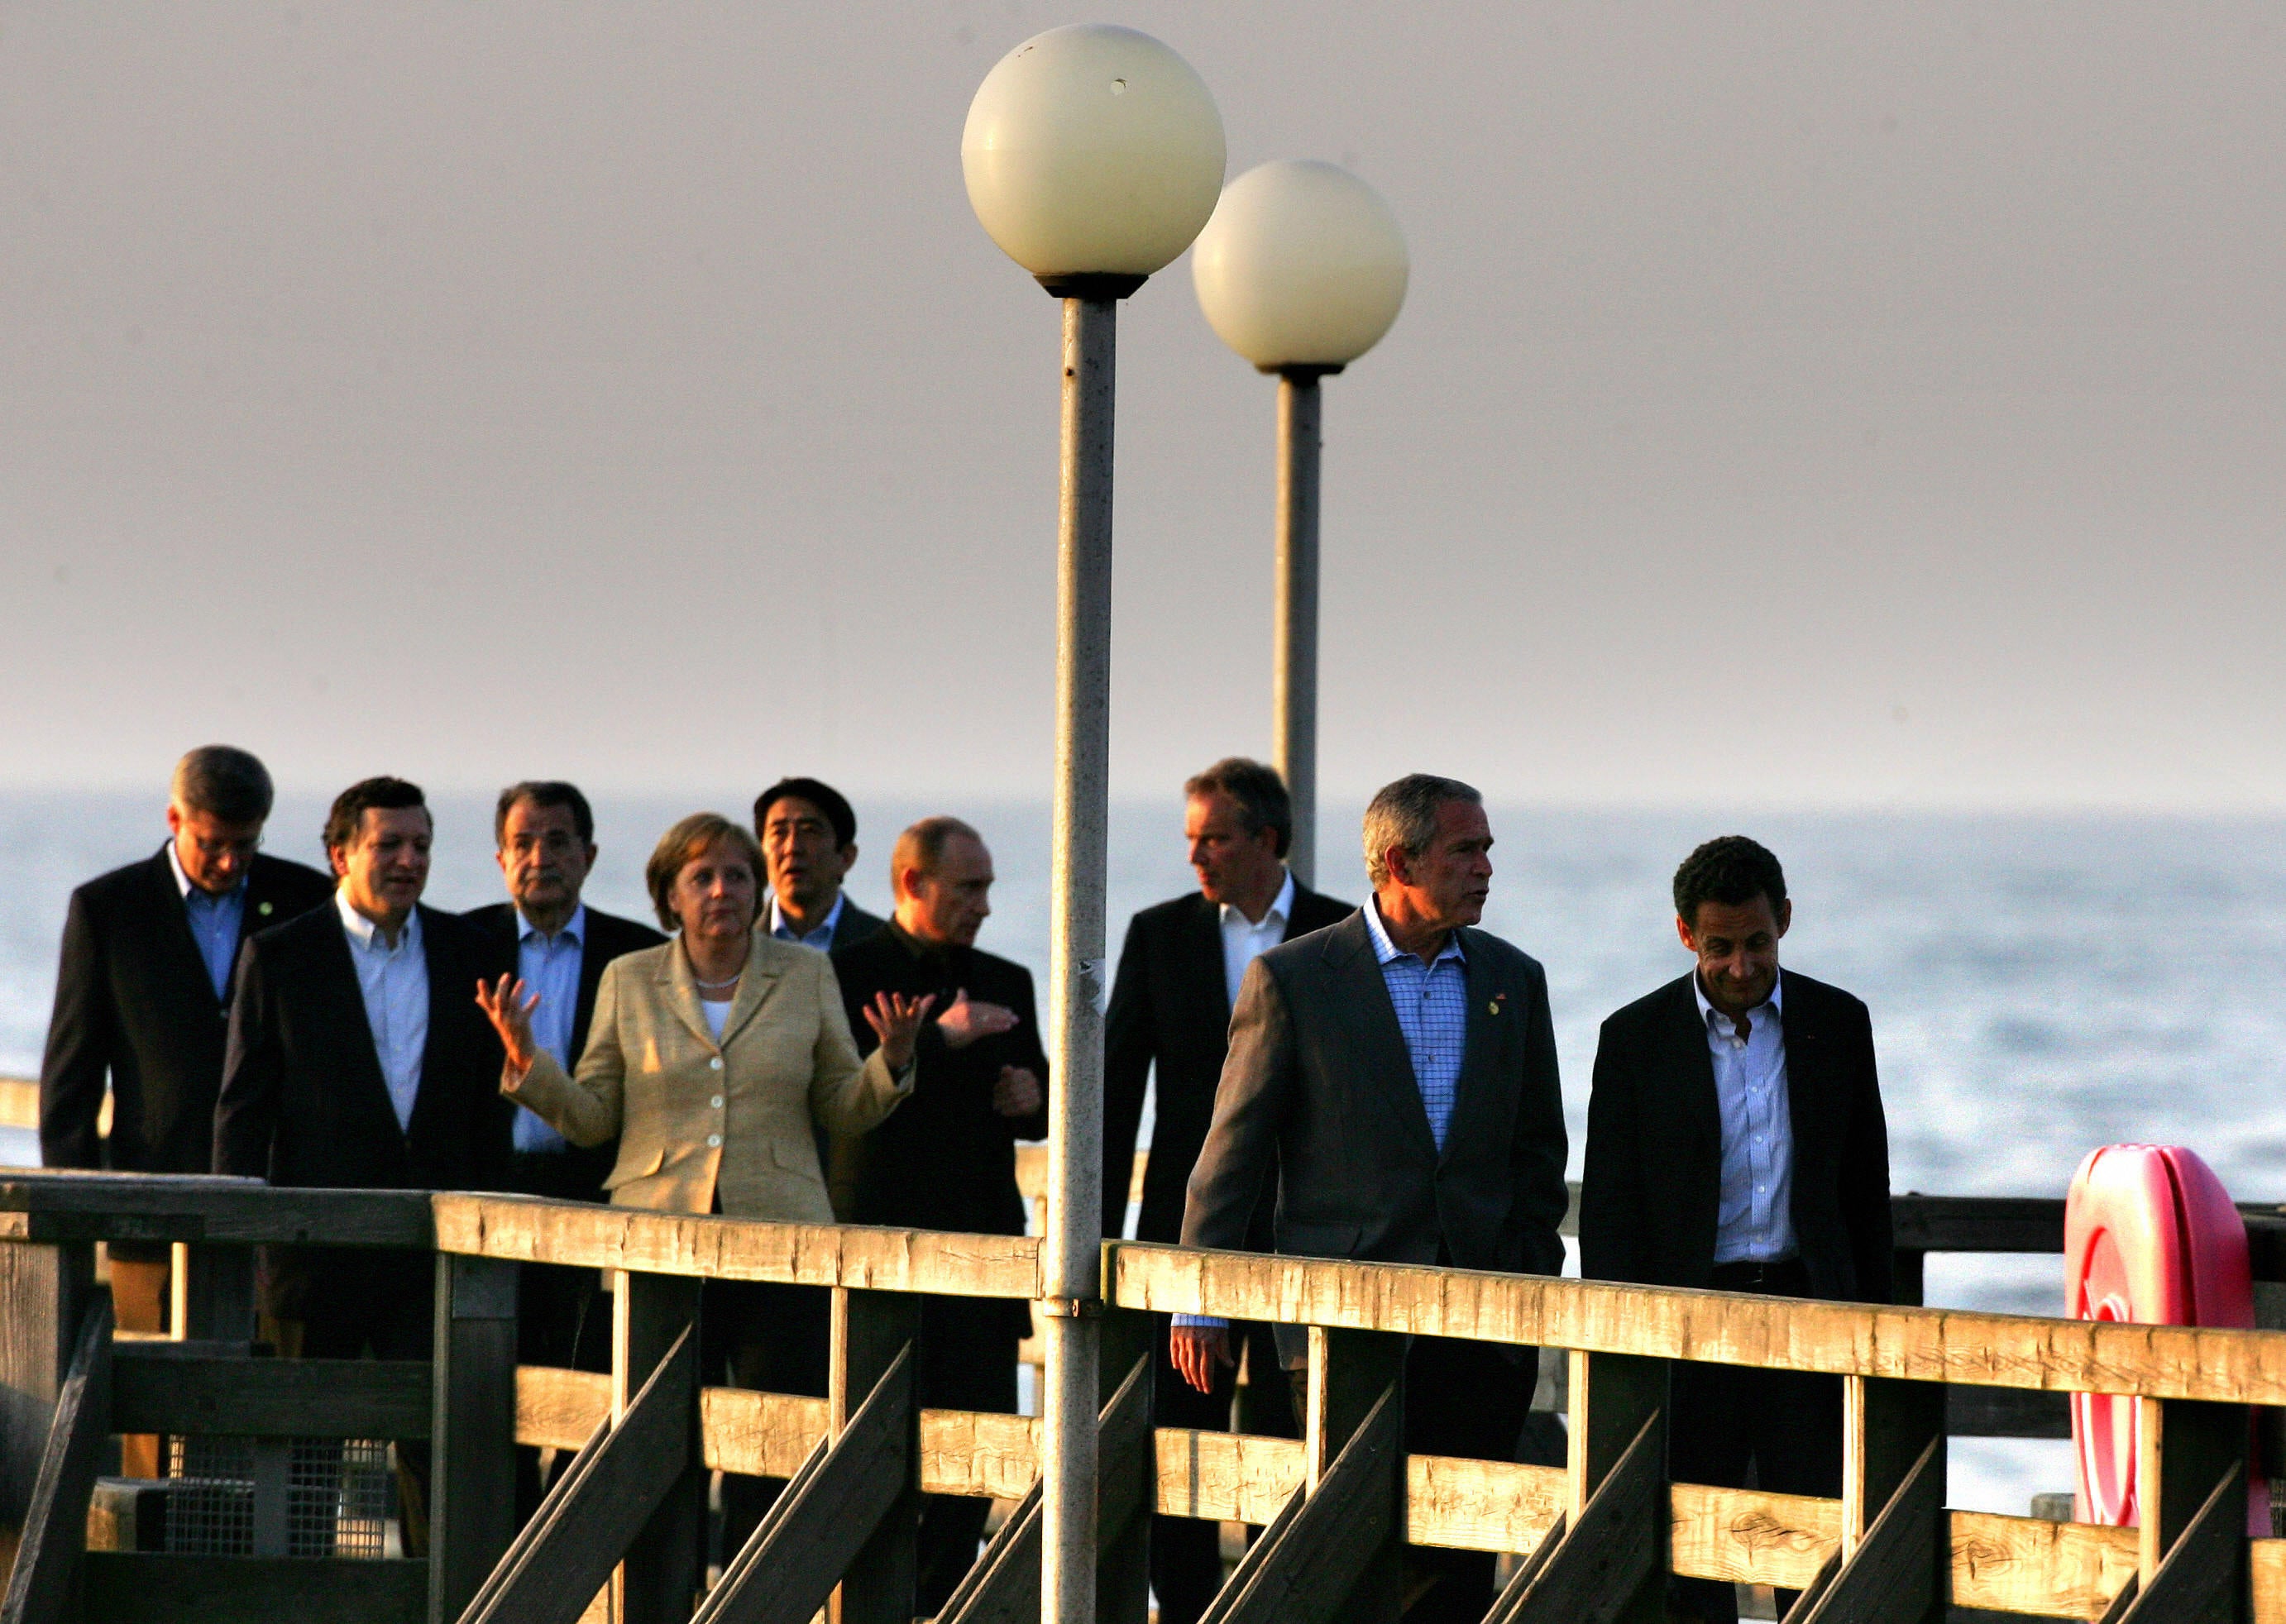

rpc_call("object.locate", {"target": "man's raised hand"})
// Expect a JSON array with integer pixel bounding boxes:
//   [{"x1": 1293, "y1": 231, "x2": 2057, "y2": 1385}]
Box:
[{"x1": 935, "y1": 987, "x2": 1019, "y2": 1049}]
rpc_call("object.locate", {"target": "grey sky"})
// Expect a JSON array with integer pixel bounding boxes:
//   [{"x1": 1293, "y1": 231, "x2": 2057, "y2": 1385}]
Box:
[{"x1": 2, "y1": 3, "x2": 2280, "y2": 809}]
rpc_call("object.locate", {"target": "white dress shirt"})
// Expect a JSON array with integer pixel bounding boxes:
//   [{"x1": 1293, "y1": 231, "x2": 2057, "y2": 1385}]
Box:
[
  {"x1": 1218, "y1": 870, "x2": 1295, "y2": 1006},
  {"x1": 337, "y1": 890, "x2": 428, "y2": 1134},
  {"x1": 1696, "y1": 971, "x2": 1797, "y2": 1263},
  {"x1": 511, "y1": 904, "x2": 586, "y2": 1154}
]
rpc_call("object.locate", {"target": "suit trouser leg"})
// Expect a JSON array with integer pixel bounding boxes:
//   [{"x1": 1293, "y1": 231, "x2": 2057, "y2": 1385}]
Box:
[
  {"x1": 713, "y1": 1280, "x2": 831, "y2": 1562},
  {"x1": 294, "y1": 1252, "x2": 438, "y2": 1558},
  {"x1": 1150, "y1": 1315, "x2": 1241, "y2": 1624},
  {"x1": 514, "y1": 1260, "x2": 612, "y2": 1521},
  {"x1": 915, "y1": 1295, "x2": 1020, "y2": 1616},
  {"x1": 1668, "y1": 1361, "x2": 1843, "y2": 1623},
  {"x1": 1399, "y1": 1336, "x2": 1534, "y2": 1624},
  {"x1": 107, "y1": 1251, "x2": 170, "y2": 1478}
]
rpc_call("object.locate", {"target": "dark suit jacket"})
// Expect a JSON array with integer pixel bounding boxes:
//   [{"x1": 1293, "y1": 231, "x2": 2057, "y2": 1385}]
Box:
[
  {"x1": 830, "y1": 923, "x2": 1050, "y2": 1239},
  {"x1": 1182, "y1": 910, "x2": 1568, "y2": 1284},
  {"x1": 824, "y1": 896, "x2": 887, "y2": 951},
  {"x1": 215, "y1": 901, "x2": 509, "y2": 1195},
  {"x1": 464, "y1": 901, "x2": 667, "y2": 1202},
  {"x1": 1579, "y1": 970, "x2": 1893, "y2": 1304},
  {"x1": 41, "y1": 847, "x2": 334, "y2": 1175},
  {"x1": 1102, "y1": 882, "x2": 1352, "y2": 1243}
]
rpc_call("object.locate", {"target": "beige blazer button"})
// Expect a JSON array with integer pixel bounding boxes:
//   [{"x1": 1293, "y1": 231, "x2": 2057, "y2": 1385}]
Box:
[
  {"x1": 706, "y1": 1134, "x2": 723, "y2": 1148},
  {"x1": 710, "y1": 1096, "x2": 725, "y2": 1110},
  {"x1": 710, "y1": 1057, "x2": 724, "y2": 1071}
]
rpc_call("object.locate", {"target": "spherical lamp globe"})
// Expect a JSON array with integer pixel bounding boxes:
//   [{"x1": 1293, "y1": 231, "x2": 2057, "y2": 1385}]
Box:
[
  {"x1": 1192, "y1": 160, "x2": 1409, "y2": 370},
  {"x1": 962, "y1": 23, "x2": 1226, "y2": 293}
]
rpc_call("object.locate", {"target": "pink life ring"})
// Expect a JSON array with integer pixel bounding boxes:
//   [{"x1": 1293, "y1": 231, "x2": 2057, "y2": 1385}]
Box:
[{"x1": 2065, "y1": 1144, "x2": 2267, "y2": 1534}]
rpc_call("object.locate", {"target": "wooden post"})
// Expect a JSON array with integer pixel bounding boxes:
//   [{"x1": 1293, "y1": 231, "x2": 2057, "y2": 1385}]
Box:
[
  {"x1": 1791, "y1": 1375, "x2": 1949, "y2": 1623},
  {"x1": 0, "y1": 1239, "x2": 93, "y2": 1590},
  {"x1": 173, "y1": 1242, "x2": 256, "y2": 1345},
  {"x1": 429, "y1": 1254, "x2": 519, "y2": 1624},
  {"x1": 617, "y1": 1271, "x2": 704, "y2": 1624},
  {"x1": 1306, "y1": 1326, "x2": 1406, "y2": 1624},
  {"x1": 830, "y1": 1286, "x2": 919, "y2": 1624},
  {"x1": 1565, "y1": 1351, "x2": 1667, "y2": 1624},
  {"x1": 2135, "y1": 1396, "x2": 2248, "y2": 1607}
]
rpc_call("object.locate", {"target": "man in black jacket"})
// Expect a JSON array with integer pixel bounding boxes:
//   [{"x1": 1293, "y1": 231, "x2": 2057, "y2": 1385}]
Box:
[
  {"x1": 466, "y1": 781, "x2": 663, "y2": 1517},
  {"x1": 832, "y1": 816, "x2": 1047, "y2": 1613},
  {"x1": 755, "y1": 776, "x2": 888, "y2": 953},
  {"x1": 1580, "y1": 835, "x2": 1892, "y2": 1624},
  {"x1": 1101, "y1": 758, "x2": 1350, "y2": 1624},
  {"x1": 40, "y1": 745, "x2": 332, "y2": 1469}
]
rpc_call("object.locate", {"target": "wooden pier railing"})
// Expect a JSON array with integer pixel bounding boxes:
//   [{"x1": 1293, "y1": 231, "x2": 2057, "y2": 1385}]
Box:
[{"x1": 0, "y1": 1171, "x2": 2281, "y2": 1623}]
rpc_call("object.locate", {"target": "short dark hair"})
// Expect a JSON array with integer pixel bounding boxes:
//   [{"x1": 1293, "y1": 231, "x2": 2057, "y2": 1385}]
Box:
[
  {"x1": 171, "y1": 745, "x2": 275, "y2": 825},
  {"x1": 645, "y1": 812, "x2": 764, "y2": 933},
  {"x1": 1672, "y1": 836, "x2": 1788, "y2": 927},
  {"x1": 323, "y1": 776, "x2": 428, "y2": 857},
  {"x1": 1184, "y1": 757, "x2": 1292, "y2": 858},
  {"x1": 891, "y1": 816, "x2": 983, "y2": 891},
  {"x1": 753, "y1": 777, "x2": 858, "y2": 851},
  {"x1": 495, "y1": 781, "x2": 595, "y2": 848}
]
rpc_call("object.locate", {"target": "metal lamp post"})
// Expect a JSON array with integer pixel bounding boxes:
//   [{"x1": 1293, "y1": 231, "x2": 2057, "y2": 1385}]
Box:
[
  {"x1": 1192, "y1": 161, "x2": 1408, "y2": 886},
  {"x1": 962, "y1": 25, "x2": 1224, "y2": 1624}
]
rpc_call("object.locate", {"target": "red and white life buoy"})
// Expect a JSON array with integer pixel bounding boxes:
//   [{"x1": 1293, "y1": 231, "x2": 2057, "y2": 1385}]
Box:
[{"x1": 2065, "y1": 1143, "x2": 2267, "y2": 1534}]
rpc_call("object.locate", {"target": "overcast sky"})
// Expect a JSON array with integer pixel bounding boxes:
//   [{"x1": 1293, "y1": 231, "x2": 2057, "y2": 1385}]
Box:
[{"x1": 2, "y1": 3, "x2": 2280, "y2": 810}]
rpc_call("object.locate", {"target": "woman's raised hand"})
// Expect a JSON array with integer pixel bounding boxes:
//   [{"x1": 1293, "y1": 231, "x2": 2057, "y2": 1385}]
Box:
[
  {"x1": 863, "y1": 991, "x2": 938, "y2": 1073},
  {"x1": 475, "y1": 974, "x2": 543, "y2": 1082}
]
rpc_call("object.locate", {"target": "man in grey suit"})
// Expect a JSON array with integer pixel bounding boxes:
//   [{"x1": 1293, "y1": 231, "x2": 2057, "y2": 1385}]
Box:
[
  {"x1": 754, "y1": 777, "x2": 887, "y2": 951},
  {"x1": 1176, "y1": 773, "x2": 1568, "y2": 1624}
]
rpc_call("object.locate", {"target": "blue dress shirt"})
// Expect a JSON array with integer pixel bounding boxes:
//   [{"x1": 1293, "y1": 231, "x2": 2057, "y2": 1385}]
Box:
[
  {"x1": 168, "y1": 843, "x2": 247, "y2": 1001},
  {"x1": 1361, "y1": 897, "x2": 1470, "y2": 1153},
  {"x1": 512, "y1": 905, "x2": 586, "y2": 1154},
  {"x1": 1696, "y1": 971, "x2": 1797, "y2": 1263},
  {"x1": 767, "y1": 892, "x2": 845, "y2": 952}
]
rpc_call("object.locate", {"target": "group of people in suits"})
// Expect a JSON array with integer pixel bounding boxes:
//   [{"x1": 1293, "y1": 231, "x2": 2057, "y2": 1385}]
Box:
[{"x1": 41, "y1": 744, "x2": 1891, "y2": 1624}]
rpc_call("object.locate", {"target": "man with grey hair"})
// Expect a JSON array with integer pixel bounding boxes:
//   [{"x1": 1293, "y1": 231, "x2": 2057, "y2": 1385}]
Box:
[
  {"x1": 1177, "y1": 773, "x2": 1567, "y2": 1624},
  {"x1": 40, "y1": 747, "x2": 332, "y2": 1407}
]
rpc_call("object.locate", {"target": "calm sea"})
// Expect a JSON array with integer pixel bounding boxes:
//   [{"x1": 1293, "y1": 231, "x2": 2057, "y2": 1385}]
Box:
[{"x1": 7, "y1": 790, "x2": 2285, "y2": 1514}]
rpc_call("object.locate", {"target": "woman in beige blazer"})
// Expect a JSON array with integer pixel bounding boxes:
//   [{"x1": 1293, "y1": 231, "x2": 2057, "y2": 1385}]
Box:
[{"x1": 479, "y1": 811, "x2": 930, "y2": 1550}]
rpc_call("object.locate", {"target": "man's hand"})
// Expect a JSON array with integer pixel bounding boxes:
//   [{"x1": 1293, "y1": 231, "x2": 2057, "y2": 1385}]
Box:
[
  {"x1": 1169, "y1": 1324, "x2": 1232, "y2": 1394},
  {"x1": 936, "y1": 987, "x2": 1019, "y2": 1050},
  {"x1": 862, "y1": 991, "x2": 937, "y2": 1072},
  {"x1": 992, "y1": 1065, "x2": 1042, "y2": 1118}
]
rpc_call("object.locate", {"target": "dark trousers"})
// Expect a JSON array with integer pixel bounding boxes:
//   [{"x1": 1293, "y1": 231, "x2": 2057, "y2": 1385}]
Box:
[
  {"x1": 1668, "y1": 1263, "x2": 1844, "y2": 1624},
  {"x1": 705, "y1": 1279, "x2": 831, "y2": 1559},
  {"x1": 507, "y1": 1150, "x2": 617, "y2": 1521},
  {"x1": 1288, "y1": 1335, "x2": 1536, "y2": 1624},
  {"x1": 289, "y1": 1251, "x2": 436, "y2": 1555},
  {"x1": 1152, "y1": 1318, "x2": 1295, "y2": 1624},
  {"x1": 913, "y1": 1294, "x2": 1025, "y2": 1613}
]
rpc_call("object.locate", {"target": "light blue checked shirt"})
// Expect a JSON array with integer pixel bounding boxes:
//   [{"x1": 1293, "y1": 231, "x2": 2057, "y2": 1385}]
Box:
[
  {"x1": 1697, "y1": 971, "x2": 1797, "y2": 1263},
  {"x1": 1361, "y1": 897, "x2": 1470, "y2": 1153}
]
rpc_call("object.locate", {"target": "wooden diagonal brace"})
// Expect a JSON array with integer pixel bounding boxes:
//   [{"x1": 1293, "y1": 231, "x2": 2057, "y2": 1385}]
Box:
[
  {"x1": 935, "y1": 1353, "x2": 1156, "y2": 1624},
  {"x1": 691, "y1": 1341, "x2": 916, "y2": 1624},
  {"x1": 0, "y1": 1297, "x2": 112, "y2": 1624},
  {"x1": 1793, "y1": 1435, "x2": 1944, "y2": 1624},
  {"x1": 1489, "y1": 1411, "x2": 1662, "y2": 1624},
  {"x1": 2115, "y1": 1462, "x2": 2244, "y2": 1624},
  {"x1": 1198, "y1": 1382, "x2": 1403, "y2": 1624},
  {"x1": 458, "y1": 1322, "x2": 696, "y2": 1624}
]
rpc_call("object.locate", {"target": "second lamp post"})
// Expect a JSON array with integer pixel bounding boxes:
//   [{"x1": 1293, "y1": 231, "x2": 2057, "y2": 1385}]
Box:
[{"x1": 1193, "y1": 160, "x2": 1409, "y2": 885}]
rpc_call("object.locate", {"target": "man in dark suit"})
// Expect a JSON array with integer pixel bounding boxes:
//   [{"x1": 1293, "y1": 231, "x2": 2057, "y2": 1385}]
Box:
[
  {"x1": 1179, "y1": 775, "x2": 1568, "y2": 1624},
  {"x1": 755, "y1": 777, "x2": 887, "y2": 953},
  {"x1": 832, "y1": 816, "x2": 1048, "y2": 1613},
  {"x1": 1580, "y1": 835, "x2": 1892, "y2": 1624},
  {"x1": 215, "y1": 776, "x2": 509, "y2": 1544},
  {"x1": 40, "y1": 744, "x2": 332, "y2": 1471},
  {"x1": 1102, "y1": 758, "x2": 1351, "y2": 1624},
  {"x1": 465, "y1": 781, "x2": 664, "y2": 1517}
]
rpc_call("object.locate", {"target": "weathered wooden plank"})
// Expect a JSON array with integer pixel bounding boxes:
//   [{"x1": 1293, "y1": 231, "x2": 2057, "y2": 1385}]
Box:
[
  {"x1": 0, "y1": 1239, "x2": 91, "y2": 1594},
  {"x1": 0, "y1": 1175, "x2": 433, "y2": 1248},
  {"x1": 920, "y1": 1407, "x2": 1040, "y2": 1501},
  {"x1": 175, "y1": 1244, "x2": 255, "y2": 1341},
  {"x1": 936, "y1": 1480, "x2": 1044, "y2": 1624},
  {"x1": 1154, "y1": 1427, "x2": 1305, "y2": 1526},
  {"x1": 617, "y1": 1273, "x2": 704, "y2": 1624},
  {"x1": 432, "y1": 1254, "x2": 519, "y2": 1624},
  {"x1": 1797, "y1": 1435, "x2": 1943, "y2": 1624},
  {"x1": 691, "y1": 1340, "x2": 915, "y2": 1624},
  {"x1": 80, "y1": 1553, "x2": 428, "y2": 1624},
  {"x1": 1501, "y1": 1409, "x2": 1664, "y2": 1624},
  {"x1": 517, "y1": 1366, "x2": 612, "y2": 1451},
  {"x1": 0, "y1": 1297, "x2": 111, "y2": 1624},
  {"x1": 2249, "y1": 1538, "x2": 2286, "y2": 1624},
  {"x1": 110, "y1": 1351, "x2": 433, "y2": 1438},
  {"x1": 702, "y1": 1387, "x2": 828, "y2": 1481},
  {"x1": 2136, "y1": 1396, "x2": 2248, "y2": 1595},
  {"x1": 1110, "y1": 1243, "x2": 2286, "y2": 1405},
  {"x1": 1406, "y1": 1455, "x2": 1563, "y2": 1554},
  {"x1": 1199, "y1": 1381, "x2": 1403, "y2": 1624},
  {"x1": 825, "y1": 1287, "x2": 920, "y2": 1624},
  {"x1": 1947, "y1": 1383, "x2": 2071, "y2": 1438},
  {"x1": 461, "y1": 1320, "x2": 696, "y2": 1624},
  {"x1": 1887, "y1": 1197, "x2": 2065, "y2": 1254},
  {"x1": 1671, "y1": 1484, "x2": 1839, "y2": 1591},
  {"x1": 1951, "y1": 1512, "x2": 2137, "y2": 1621},
  {"x1": 2116, "y1": 1463, "x2": 2241, "y2": 1624},
  {"x1": 432, "y1": 1194, "x2": 1039, "y2": 1300}
]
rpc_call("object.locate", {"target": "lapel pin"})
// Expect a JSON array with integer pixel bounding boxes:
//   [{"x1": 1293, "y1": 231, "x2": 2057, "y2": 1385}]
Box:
[{"x1": 258, "y1": 901, "x2": 273, "y2": 916}]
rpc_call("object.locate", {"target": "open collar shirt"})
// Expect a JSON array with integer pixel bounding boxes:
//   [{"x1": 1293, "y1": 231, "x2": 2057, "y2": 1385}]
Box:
[
  {"x1": 1695, "y1": 969, "x2": 1797, "y2": 1263},
  {"x1": 511, "y1": 904, "x2": 586, "y2": 1154},
  {"x1": 1362, "y1": 896, "x2": 1469, "y2": 1154},
  {"x1": 337, "y1": 890, "x2": 428, "y2": 1134},
  {"x1": 768, "y1": 891, "x2": 845, "y2": 953},
  {"x1": 168, "y1": 842, "x2": 247, "y2": 1001},
  {"x1": 1218, "y1": 870, "x2": 1295, "y2": 1007}
]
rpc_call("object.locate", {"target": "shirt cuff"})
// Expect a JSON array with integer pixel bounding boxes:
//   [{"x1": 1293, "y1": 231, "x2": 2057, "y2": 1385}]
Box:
[{"x1": 1171, "y1": 1314, "x2": 1227, "y2": 1329}]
